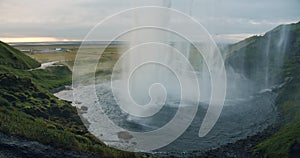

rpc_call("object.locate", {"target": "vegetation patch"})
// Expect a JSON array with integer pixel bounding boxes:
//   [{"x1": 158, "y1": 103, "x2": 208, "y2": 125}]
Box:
[
  {"x1": 0, "y1": 42, "x2": 136, "y2": 157},
  {"x1": 253, "y1": 55, "x2": 300, "y2": 158},
  {"x1": 0, "y1": 41, "x2": 40, "y2": 69}
]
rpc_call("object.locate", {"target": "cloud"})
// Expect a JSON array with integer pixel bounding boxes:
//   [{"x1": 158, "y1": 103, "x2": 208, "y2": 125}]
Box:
[
  {"x1": 213, "y1": 33, "x2": 258, "y2": 43},
  {"x1": 0, "y1": 0, "x2": 299, "y2": 43},
  {"x1": 0, "y1": 37, "x2": 71, "y2": 43}
]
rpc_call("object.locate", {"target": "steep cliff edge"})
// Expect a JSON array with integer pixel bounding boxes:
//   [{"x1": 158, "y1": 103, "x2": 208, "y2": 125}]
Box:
[{"x1": 223, "y1": 22, "x2": 300, "y2": 158}]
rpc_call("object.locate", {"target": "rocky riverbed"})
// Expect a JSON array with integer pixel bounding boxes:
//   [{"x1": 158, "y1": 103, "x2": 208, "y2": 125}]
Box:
[{"x1": 149, "y1": 125, "x2": 280, "y2": 158}]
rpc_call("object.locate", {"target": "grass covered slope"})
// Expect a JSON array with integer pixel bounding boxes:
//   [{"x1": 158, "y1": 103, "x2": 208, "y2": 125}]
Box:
[
  {"x1": 0, "y1": 65, "x2": 71, "y2": 91},
  {"x1": 253, "y1": 22, "x2": 300, "y2": 158},
  {"x1": 253, "y1": 55, "x2": 300, "y2": 158},
  {"x1": 225, "y1": 22, "x2": 300, "y2": 90},
  {"x1": 0, "y1": 40, "x2": 72, "y2": 90},
  {"x1": 225, "y1": 22, "x2": 300, "y2": 157},
  {"x1": 0, "y1": 42, "x2": 135, "y2": 157},
  {"x1": 0, "y1": 41, "x2": 40, "y2": 69}
]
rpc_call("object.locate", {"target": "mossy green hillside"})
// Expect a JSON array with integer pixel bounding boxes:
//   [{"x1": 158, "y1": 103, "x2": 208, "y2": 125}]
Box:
[
  {"x1": 253, "y1": 56, "x2": 300, "y2": 158},
  {"x1": 225, "y1": 21, "x2": 300, "y2": 158},
  {"x1": 0, "y1": 41, "x2": 40, "y2": 69},
  {"x1": 0, "y1": 73, "x2": 135, "y2": 157},
  {"x1": 0, "y1": 42, "x2": 136, "y2": 157},
  {"x1": 226, "y1": 22, "x2": 300, "y2": 89},
  {"x1": 0, "y1": 65, "x2": 71, "y2": 91}
]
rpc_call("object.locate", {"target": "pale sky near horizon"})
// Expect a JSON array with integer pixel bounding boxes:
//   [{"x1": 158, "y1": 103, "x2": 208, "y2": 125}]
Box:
[{"x1": 0, "y1": 0, "x2": 299, "y2": 43}]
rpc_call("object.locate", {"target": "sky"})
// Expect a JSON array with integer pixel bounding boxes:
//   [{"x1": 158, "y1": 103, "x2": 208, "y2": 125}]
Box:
[{"x1": 0, "y1": 0, "x2": 299, "y2": 43}]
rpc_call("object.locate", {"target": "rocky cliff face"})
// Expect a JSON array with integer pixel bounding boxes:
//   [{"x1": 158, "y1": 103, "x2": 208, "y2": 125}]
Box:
[
  {"x1": 220, "y1": 22, "x2": 300, "y2": 158},
  {"x1": 225, "y1": 22, "x2": 300, "y2": 92}
]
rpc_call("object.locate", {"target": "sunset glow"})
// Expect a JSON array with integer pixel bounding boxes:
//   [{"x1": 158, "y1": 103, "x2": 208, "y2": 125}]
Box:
[{"x1": 0, "y1": 37, "x2": 73, "y2": 43}]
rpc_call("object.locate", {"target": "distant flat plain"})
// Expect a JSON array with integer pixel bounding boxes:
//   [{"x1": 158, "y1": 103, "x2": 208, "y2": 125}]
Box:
[{"x1": 14, "y1": 42, "x2": 122, "y2": 81}]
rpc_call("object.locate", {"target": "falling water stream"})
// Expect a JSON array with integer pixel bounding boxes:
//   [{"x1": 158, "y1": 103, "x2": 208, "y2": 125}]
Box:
[{"x1": 61, "y1": 0, "x2": 293, "y2": 154}]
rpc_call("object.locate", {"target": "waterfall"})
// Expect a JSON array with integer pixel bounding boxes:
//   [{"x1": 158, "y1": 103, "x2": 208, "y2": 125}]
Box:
[
  {"x1": 264, "y1": 34, "x2": 271, "y2": 88},
  {"x1": 112, "y1": 0, "x2": 205, "y2": 116},
  {"x1": 264, "y1": 25, "x2": 291, "y2": 89},
  {"x1": 225, "y1": 24, "x2": 291, "y2": 96}
]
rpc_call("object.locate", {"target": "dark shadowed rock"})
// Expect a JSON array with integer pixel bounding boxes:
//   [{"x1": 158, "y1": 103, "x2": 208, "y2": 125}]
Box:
[
  {"x1": 290, "y1": 141, "x2": 300, "y2": 158},
  {"x1": 0, "y1": 132, "x2": 96, "y2": 158}
]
